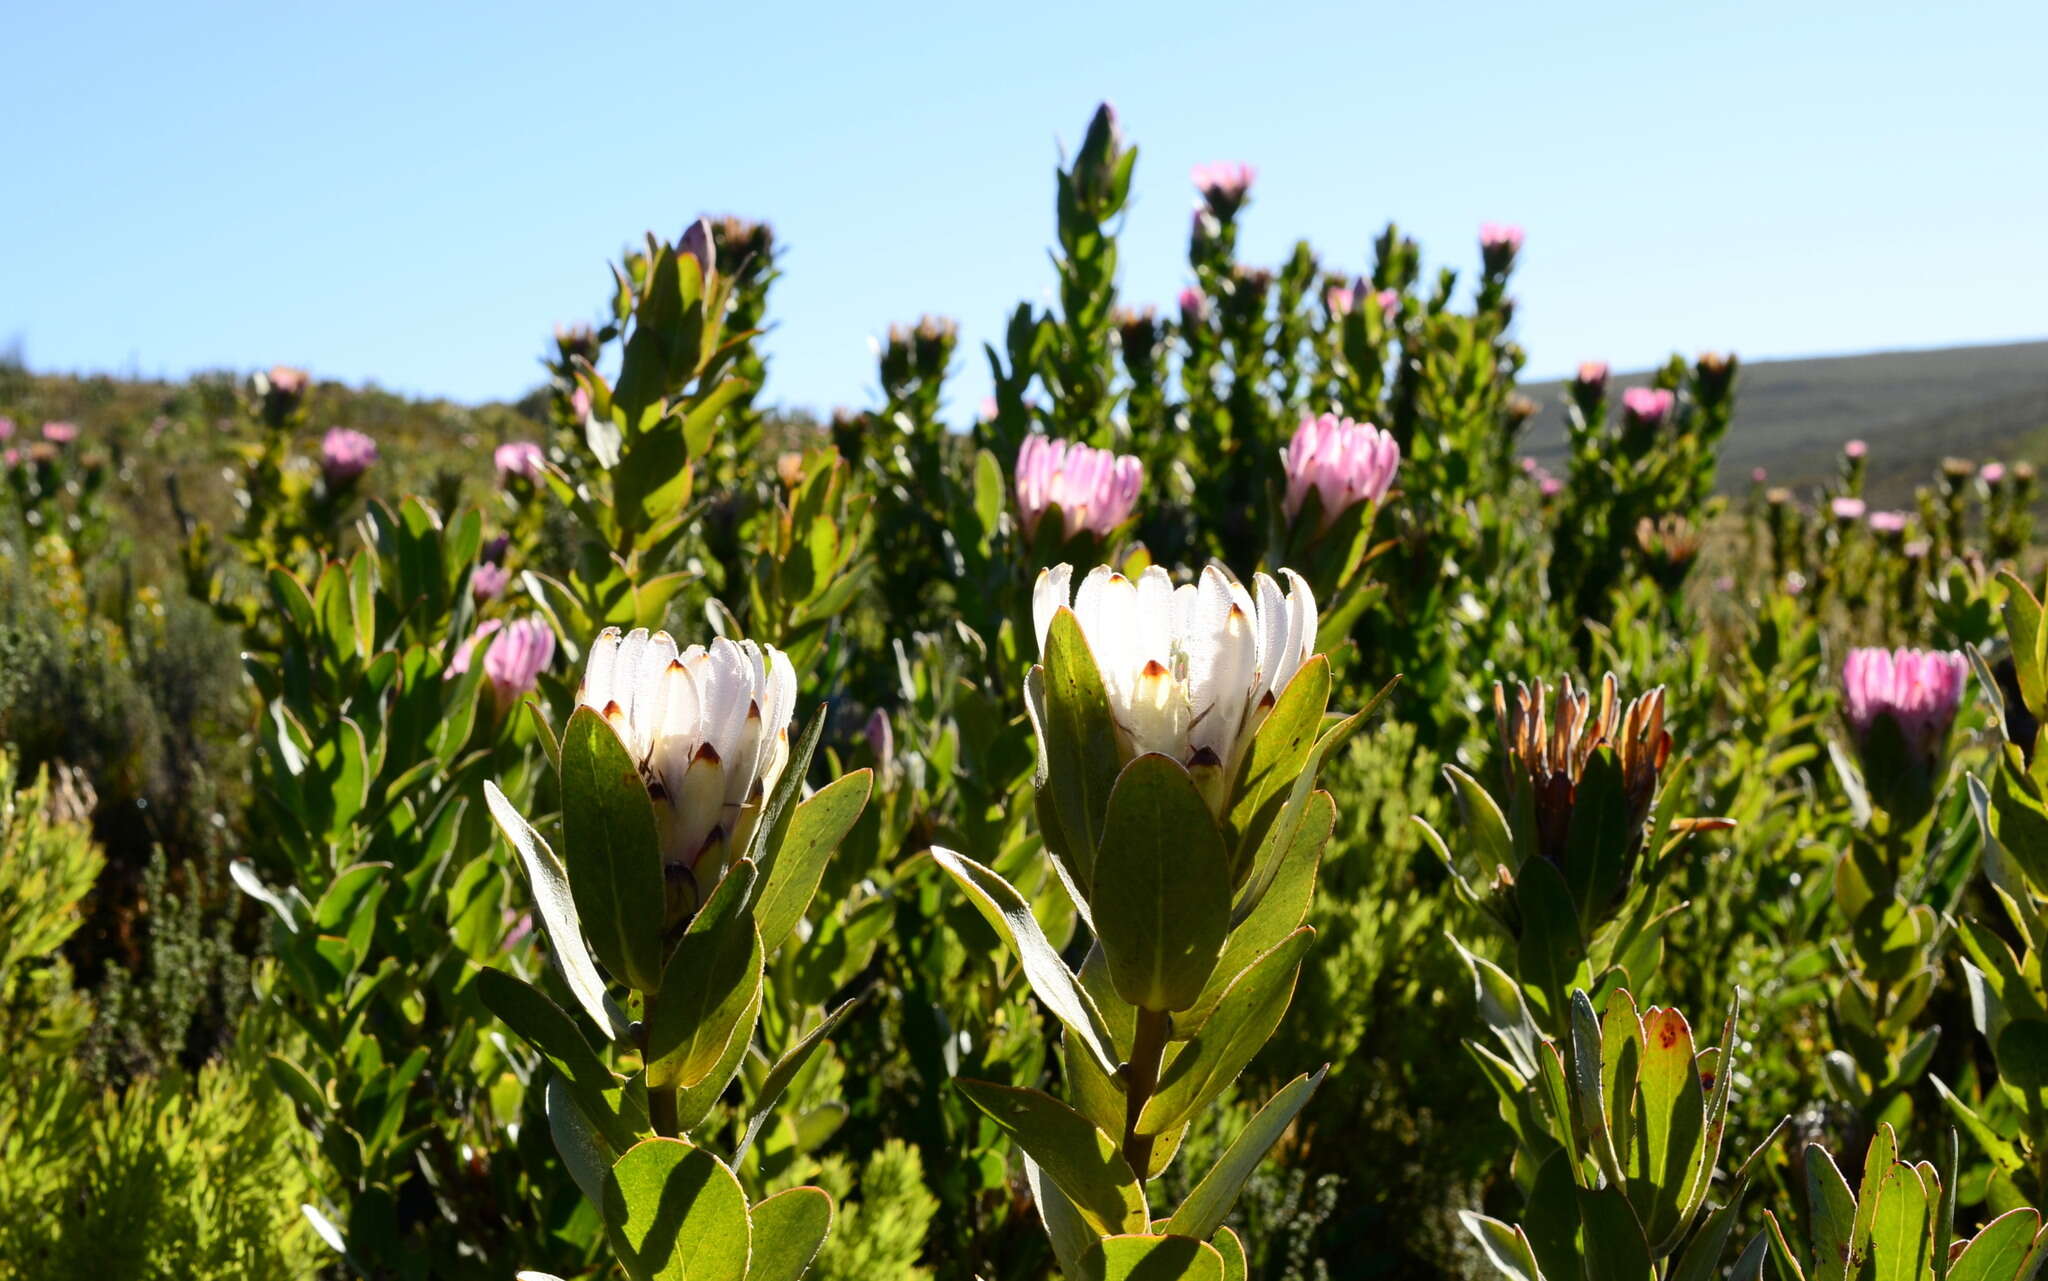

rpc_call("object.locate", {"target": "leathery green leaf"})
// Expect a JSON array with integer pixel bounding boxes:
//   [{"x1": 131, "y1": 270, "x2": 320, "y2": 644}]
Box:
[
  {"x1": 1137, "y1": 927, "x2": 1313, "y2": 1137},
  {"x1": 602, "y1": 1137, "x2": 751, "y2": 1281},
  {"x1": 756, "y1": 768, "x2": 870, "y2": 956},
  {"x1": 646, "y1": 861, "x2": 762, "y2": 1090},
  {"x1": 1166, "y1": 1068, "x2": 1325, "y2": 1240},
  {"x1": 1093, "y1": 754, "x2": 1231, "y2": 1012},
  {"x1": 955, "y1": 1079, "x2": 1148, "y2": 1235},
  {"x1": 744, "y1": 1186, "x2": 834, "y2": 1281},
  {"x1": 1078, "y1": 1235, "x2": 1228, "y2": 1281},
  {"x1": 1042, "y1": 609, "x2": 1125, "y2": 891},
  {"x1": 559, "y1": 707, "x2": 667, "y2": 992},
  {"x1": 1631, "y1": 1004, "x2": 1705, "y2": 1249}
]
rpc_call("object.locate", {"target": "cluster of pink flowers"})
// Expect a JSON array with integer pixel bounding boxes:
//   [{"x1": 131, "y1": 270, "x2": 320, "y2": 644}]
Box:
[
  {"x1": 449, "y1": 616, "x2": 556, "y2": 707},
  {"x1": 1013, "y1": 435, "x2": 1143, "y2": 540},
  {"x1": 1284, "y1": 413, "x2": 1401, "y2": 528},
  {"x1": 1191, "y1": 162, "x2": 1257, "y2": 211},
  {"x1": 1519, "y1": 456, "x2": 1564, "y2": 498},
  {"x1": 494, "y1": 440, "x2": 545, "y2": 483},
  {"x1": 1621, "y1": 387, "x2": 1675, "y2": 427},
  {"x1": 320, "y1": 427, "x2": 378, "y2": 486},
  {"x1": 1842, "y1": 646, "x2": 1969, "y2": 765}
]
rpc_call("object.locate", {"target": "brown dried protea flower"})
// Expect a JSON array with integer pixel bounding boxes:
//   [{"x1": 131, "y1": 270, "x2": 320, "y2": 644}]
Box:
[
  {"x1": 1495, "y1": 674, "x2": 1671, "y2": 875},
  {"x1": 1636, "y1": 514, "x2": 1704, "y2": 588}
]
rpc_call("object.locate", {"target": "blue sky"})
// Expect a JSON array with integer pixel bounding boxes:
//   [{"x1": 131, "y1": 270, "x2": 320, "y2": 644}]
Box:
[{"x1": 5, "y1": 0, "x2": 2045, "y2": 420}]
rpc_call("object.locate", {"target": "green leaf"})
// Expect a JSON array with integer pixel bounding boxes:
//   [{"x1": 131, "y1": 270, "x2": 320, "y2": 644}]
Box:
[
  {"x1": 749, "y1": 703, "x2": 827, "y2": 870},
  {"x1": 1807, "y1": 1143, "x2": 1859, "y2": 1281},
  {"x1": 546, "y1": 1075, "x2": 617, "y2": 1210},
  {"x1": 477, "y1": 968, "x2": 631, "y2": 1149},
  {"x1": 1078, "y1": 1235, "x2": 1227, "y2": 1281},
  {"x1": 1226, "y1": 656, "x2": 1331, "y2": 858},
  {"x1": 1138, "y1": 927, "x2": 1313, "y2": 1136},
  {"x1": 559, "y1": 707, "x2": 667, "y2": 992},
  {"x1": 956, "y1": 1079, "x2": 1148, "y2": 1235},
  {"x1": 744, "y1": 1187, "x2": 834, "y2": 1281},
  {"x1": 1632, "y1": 1004, "x2": 1705, "y2": 1247},
  {"x1": 1998, "y1": 570, "x2": 2048, "y2": 721},
  {"x1": 1869, "y1": 1161, "x2": 1934, "y2": 1281},
  {"x1": 1025, "y1": 1155, "x2": 1098, "y2": 1281},
  {"x1": 1997, "y1": 1020, "x2": 2048, "y2": 1117},
  {"x1": 646, "y1": 861, "x2": 763, "y2": 1090},
  {"x1": 603, "y1": 1138, "x2": 751, "y2": 1281},
  {"x1": 1462, "y1": 1214, "x2": 1547, "y2": 1281},
  {"x1": 1563, "y1": 747, "x2": 1633, "y2": 922},
  {"x1": 1182, "y1": 791, "x2": 1331, "y2": 1034},
  {"x1": 1515, "y1": 858, "x2": 1585, "y2": 1025},
  {"x1": 1166, "y1": 1068, "x2": 1326, "y2": 1240},
  {"x1": 1041, "y1": 609, "x2": 1126, "y2": 890},
  {"x1": 1445, "y1": 763, "x2": 1516, "y2": 881},
  {"x1": 733, "y1": 997, "x2": 861, "y2": 1163},
  {"x1": 1578, "y1": 1183, "x2": 1654, "y2": 1281},
  {"x1": 1212, "y1": 1227, "x2": 1248, "y2": 1281},
  {"x1": 1093, "y1": 754, "x2": 1232, "y2": 1011},
  {"x1": 1571, "y1": 989, "x2": 1627, "y2": 1193},
  {"x1": 930, "y1": 846, "x2": 1119, "y2": 1076},
  {"x1": 1232, "y1": 694, "x2": 1379, "y2": 924},
  {"x1": 485, "y1": 781, "x2": 627, "y2": 1043},
  {"x1": 1454, "y1": 936, "x2": 1543, "y2": 1079},
  {"x1": 756, "y1": 769, "x2": 870, "y2": 956},
  {"x1": 1947, "y1": 1210, "x2": 2042, "y2": 1281}
]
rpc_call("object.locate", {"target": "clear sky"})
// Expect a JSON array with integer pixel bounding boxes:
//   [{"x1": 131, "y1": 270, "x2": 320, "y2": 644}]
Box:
[{"x1": 6, "y1": 0, "x2": 2045, "y2": 421}]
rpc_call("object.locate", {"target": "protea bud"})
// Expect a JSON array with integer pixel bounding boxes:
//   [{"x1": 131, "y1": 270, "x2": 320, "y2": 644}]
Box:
[
  {"x1": 320, "y1": 427, "x2": 378, "y2": 487},
  {"x1": 482, "y1": 617, "x2": 555, "y2": 708},
  {"x1": 258, "y1": 366, "x2": 309, "y2": 428},
  {"x1": 1868, "y1": 510, "x2": 1910, "y2": 537},
  {"x1": 471, "y1": 560, "x2": 511, "y2": 603},
  {"x1": 678, "y1": 216, "x2": 716, "y2": 286},
  {"x1": 1621, "y1": 387, "x2": 1675, "y2": 430},
  {"x1": 1831, "y1": 497, "x2": 1867, "y2": 523},
  {"x1": 1073, "y1": 101, "x2": 1125, "y2": 209},
  {"x1": 494, "y1": 440, "x2": 545, "y2": 484},
  {"x1": 1032, "y1": 563, "x2": 1316, "y2": 782},
  {"x1": 1496, "y1": 675, "x2": 1671, "y2": 898},
  {"x1": 40, "y1": 421, "x2": 79, "y2": 444},
  {"x1": 577, "y1": 628, "x2": 797, "y2": 903},
  {"x1": 1479, "y1": 222, "x2": 1524, "y2": 275},
  {"x1": 1842, "y1": 647, "x2": 1967, "y2": 818},
  {"x1": 1178, "y1": 286, "x2": 1210, "y2": 329},
  {"x1": 1191, "y1": 161, "x2": 1257, "y2": 220},
  {"x1": 1635, "y1": 515, "x2": 1703, "y2": 588},
  {"x1": 1281, "y1": 413, "x2": 1400, "y2": 532},
  {"x1": 554, "y1": 324, "x2": 599, "y2": 367},
  {"x1": 1013, "y1": 436, "x2": 1142, "y2": 540}
]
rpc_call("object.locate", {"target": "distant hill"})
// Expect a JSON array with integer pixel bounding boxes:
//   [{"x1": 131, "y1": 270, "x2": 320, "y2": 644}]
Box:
[{"x1": 1519, "y1": 339, "x2": 2048, "y2": 502}]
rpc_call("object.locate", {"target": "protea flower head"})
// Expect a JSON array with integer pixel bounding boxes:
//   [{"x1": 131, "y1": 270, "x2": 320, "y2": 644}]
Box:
[
  {"x1": 1282, "y1": 413, "x2": 1400, "y2": 531},
  {"x1": 1635, "y1": 515, "x2": 1703, "y2": 585},
  {"x1": 1032, "y1": 563, "x2": 1316, "y2": 779},
  {"x1": 1479, "y1": 222, "x2": 1524, "y2": 273},
  {"x1": 1496, "y1": 674, "x2": 1671, "y2": 875},
  {"x1": 1014, "y1": 436, "x2": 1143, "y2": 540},
  {"x1": 1575, "y1": 361, "x2": 1611, "y2": 394},
  {"x1": 1868, "y1": 510, "x2": 1910, "y2": 535},
  {"x1": 320, "y1": 427, "x2": 378, "y2": 486},
  {"x1": 1621, "y1": 387, "x2": 1675, "y2": 429},
  {"x1": 495, "y1": 440, "x2": 545, "y2": 483},
  {"x1": 41, "y1": 421, "x2": 79, "y2": 444},
  {"x1": 1191, "y1": 162, "x2": 1257, "y2": 217},
  {"x1": 578, "y1": 628, "x2": 797, "y2": 884},
  {"x1": 1982, "y1": 461, "x2": 2008, "y2": 485},
  {"x1": 482, "y1": 617, "x2": 555, "y2": 708},
  {"x1": 1842, "y1": 647, "x2": 1968, "y2": 772},
  {"x1": 1831, "y1": 497, "x2": 1868, "y2": 521},
  {"x1": 472, "y1": 560, "x2": 511, "y2": 602},
  {"x1": 1178, "y1": 286, "x2": 1210, "y2": 328}
]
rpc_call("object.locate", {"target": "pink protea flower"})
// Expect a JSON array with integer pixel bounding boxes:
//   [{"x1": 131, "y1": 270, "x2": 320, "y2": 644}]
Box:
[
  {"x1": 1191, "y1": 162, "x2": 1257, "y2": 213},
  {"x1": 320, "y1": 427, "x2": 378, "y2": 486},
  {"x1": 0, "y1": 418, "x2": 14, "y2": 440},
  {"x1": 1751, "y1": 467, "x2": 1769, "y2": 484},
  {"x1": 1903, "y1": 538, "x2": 1931, "y2": 560},
  {"x1": 40, "y1": 421, "x2": 79, "y2": 444},
  {"x1": 268, "y1": 365, "x2": 310, "y2": 397},
  {"x1": 1982, "y1": 462, "x2": 2008, "y2": 484},
  {"x1": 482, "y1": 616, "x2": 556, "y2": 707},
  {"x1": 1831, "y1": 497, "x2": 1867, "y2": 520},
  {"x1": 1373, "y1": 288, "x2": 1399, "y2": 320},
  {"x1": 448, "y1": 619, "x2": 502, "y2": 678},
  {"x1": 1868, "y1": 510, "x2": 1910, "y2": 534},
  {"x1": 1621, "y1": 387, "x2": 1675, "y2": 428},
  {"x1": 1283, "y1": 412, "x2": 1401, "y2": 529},
  {"x1": 494, "y1": 440, "x2": 545, "y2": 483},
  {"x1": 1479, "y1": 222, "x2": 1525, "y2": 252},
  {"x1": 1842, "y1": 646, "x2": 1969, "y2": 769},
  {"x1": 1325, "y1": 283, "x2": 1354, "y2": 318},
  {"x1": 1178, "y1": 286, "x2": 1210, "y2": 327},
  {"x1": 1013, "y1": 435, "x2": 1143, "y2": 540},
  {"x1": 1539, "y1": 474, "x2": 1564, "y2": 498},
  {"x1": 1575, "y1": 361, "x2": 1610, "y2": 393},
  {"x1": 1844, "y1": 439, "x2": 1867, "y2": 459},
  {"x1": 472, "y1": 561, "x2": 511, "y2": 602},
  {"x1": 569, "y1": 385, "x2": 593, "y2": 422}
]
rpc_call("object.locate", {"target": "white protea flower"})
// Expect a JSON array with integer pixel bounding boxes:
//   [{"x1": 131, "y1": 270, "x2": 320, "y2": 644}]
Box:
[
  {"x1": 577, "y1": 627, "x2": 798, "y2": 880},
  {"x1": 1031, "y1": 563, "x2": 1317, "y2": 776}
]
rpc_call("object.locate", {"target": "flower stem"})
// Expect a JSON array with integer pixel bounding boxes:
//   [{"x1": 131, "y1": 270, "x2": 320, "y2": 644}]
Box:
[{"x1": 1122, "y1": 1007, "x2": 1171, "y2": 1181}]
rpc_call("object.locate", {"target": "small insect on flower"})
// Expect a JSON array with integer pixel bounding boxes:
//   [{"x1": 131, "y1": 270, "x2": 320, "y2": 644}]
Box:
[{"x1": 577, "y1": 628, "x2": 798, "y2": 890}]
